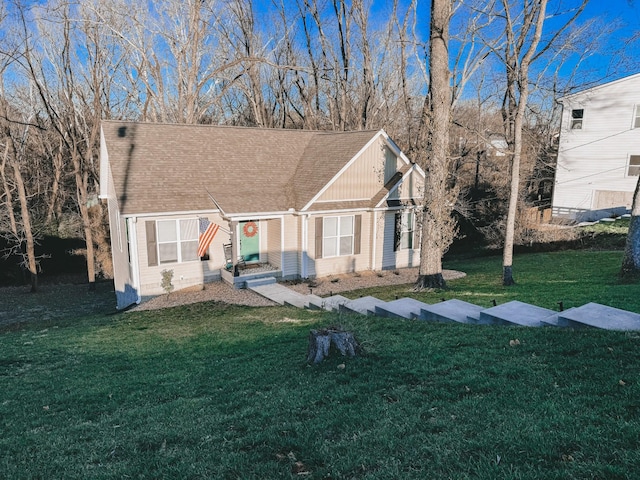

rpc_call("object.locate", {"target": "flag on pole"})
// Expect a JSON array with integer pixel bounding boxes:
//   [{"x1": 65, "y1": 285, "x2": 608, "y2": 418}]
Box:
[{"x1": 198, "y1": 217, "x2": 220, "y2": 257}]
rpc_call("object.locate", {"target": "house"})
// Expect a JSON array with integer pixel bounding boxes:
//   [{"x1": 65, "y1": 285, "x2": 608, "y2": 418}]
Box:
[
  {"x1": 552, "y1": 73, "x2": 640, "y2": 222},
  {"x1": 99, "y1": 121, "x2": 425, "y2": 309}
]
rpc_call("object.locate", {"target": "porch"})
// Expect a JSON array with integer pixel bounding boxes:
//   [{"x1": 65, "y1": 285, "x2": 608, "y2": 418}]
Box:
[{"x1": 220, "y1": 263, "x2": 282, "y2": 289}]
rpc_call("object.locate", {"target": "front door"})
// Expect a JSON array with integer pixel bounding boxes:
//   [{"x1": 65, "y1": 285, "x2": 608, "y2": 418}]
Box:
[{"x1": 239, "y1": 220, "x2": 260, "y2": 262}]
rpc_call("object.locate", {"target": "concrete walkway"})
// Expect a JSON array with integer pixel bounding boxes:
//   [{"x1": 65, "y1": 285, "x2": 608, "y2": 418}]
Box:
[{"x1": 247, "y1": 277, "x2": 640, "y2": 331}]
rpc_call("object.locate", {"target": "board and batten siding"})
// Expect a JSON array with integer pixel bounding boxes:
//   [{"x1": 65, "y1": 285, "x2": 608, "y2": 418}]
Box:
[
  {"x1": 396, "y1": 169, "x2": 424, "y2": 201},
  {"x1": 315, "y1": 139, "x2": 402, "y2": 203},
  {"x1": 136, "y1": 213, "x2": 228, "y2": 297},
  {"x1": 553, "y1": 74, "x2": 640, "y2": 221}
]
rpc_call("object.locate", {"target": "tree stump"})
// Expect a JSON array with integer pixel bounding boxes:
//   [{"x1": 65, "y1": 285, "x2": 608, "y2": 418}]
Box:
[{"x1": 306, "y1": 328, "x2": 359, "y2": 364}]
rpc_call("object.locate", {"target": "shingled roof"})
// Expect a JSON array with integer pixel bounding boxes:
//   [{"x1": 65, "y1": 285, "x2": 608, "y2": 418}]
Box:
[{"x1": 101, "y1": 121, "x2": 381, "y2": 216}]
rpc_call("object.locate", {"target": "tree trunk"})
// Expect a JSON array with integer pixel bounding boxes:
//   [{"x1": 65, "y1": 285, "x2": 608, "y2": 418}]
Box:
[
  {"x1": 416, "y1": 0, "x2": 452, "y2": 291},
  {"x1": 13, "y1": 155, "x2": 38, "y2": 292},
  {"x1": 621, "y1": 175, "x2": 640, "y2": 278}
]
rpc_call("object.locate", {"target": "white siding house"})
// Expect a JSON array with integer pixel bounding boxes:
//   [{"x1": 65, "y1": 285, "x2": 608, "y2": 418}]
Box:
[{"x1": 552, "y1": 73, "x2": 640, "y2": 221}]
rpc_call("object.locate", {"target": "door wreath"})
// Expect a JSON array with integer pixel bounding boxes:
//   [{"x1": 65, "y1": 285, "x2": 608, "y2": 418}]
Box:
[{"x1": 243, "y1": 221, "x2": 258, "y2": 237}]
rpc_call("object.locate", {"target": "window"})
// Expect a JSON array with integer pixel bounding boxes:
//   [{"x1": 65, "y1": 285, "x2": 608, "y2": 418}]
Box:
[
  {"x1": 323, "y1": 216, "x2": 354, "y2": 257},
  {"x1": 628, "y1": 155, "x2": 640, "y2": 176},
  {"x1": 570, "y1": 109, "x2": 584, "y2": 129},
  {"x1": 634, "y1": 106, "x2": 640, "y2": 128},
  {"x1": 395, "y1": 211, "x2": 415, "y2": 250},
  {"x1": 156, "y1": 219, "x2": 198, "y2": 264}
]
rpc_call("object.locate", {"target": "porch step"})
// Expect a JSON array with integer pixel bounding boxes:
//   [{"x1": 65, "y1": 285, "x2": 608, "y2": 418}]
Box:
[
  {"x1": 375, "y1": 298, "x2": 430, "y2": 319},
  {"x1": 477, "y1": 301, "x2": 556, "y2": 327},
  {"x1": 340, "y1": 296, "x2": 388, "y2": 316},
  {"x1": 557, "y1": 303, "x2": 640, "y2": 331},
  {"x1": 420, "y1": 299, "x2": 484, "y2": 324},
  {"x1": 245, "y1": 276, "x2": 277, "y2": 288}
]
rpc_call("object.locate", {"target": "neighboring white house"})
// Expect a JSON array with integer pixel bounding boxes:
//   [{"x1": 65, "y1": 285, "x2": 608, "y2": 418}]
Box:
[{"x1": 552, "y1": 73, "x2": 640, "y2": 222}]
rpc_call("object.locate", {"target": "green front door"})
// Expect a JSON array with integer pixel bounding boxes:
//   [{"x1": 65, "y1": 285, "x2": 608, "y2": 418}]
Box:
[{"x1": 239, "y1": 221, "x2": 260, "y2": 262}]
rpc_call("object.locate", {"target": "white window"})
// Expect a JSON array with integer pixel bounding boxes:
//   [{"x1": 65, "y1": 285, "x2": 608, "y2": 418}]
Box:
[
  {"x1": 570, "y1": 109, "x2": 583, "y2": 129},
  {"x1": 634, "y1": 106, "x2": 640, "y2": 128},
  {"x1": 628, "y1": 155, "x2": 640, "y2": 176},
  {"x1": 157, "y1": 219, "x2": 198, "y2": 264},
  {"x1": 323, "y1": 216, "x2": 354, "y2": 257},
  {"x1": 397, "y1": 211, "x2": 415, "y2": 250}
]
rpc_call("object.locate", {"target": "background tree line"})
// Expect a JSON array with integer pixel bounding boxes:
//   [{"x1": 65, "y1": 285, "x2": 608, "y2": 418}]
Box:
[{"x1": 0, "y1": 0, "x2": 630, "y2": 290}]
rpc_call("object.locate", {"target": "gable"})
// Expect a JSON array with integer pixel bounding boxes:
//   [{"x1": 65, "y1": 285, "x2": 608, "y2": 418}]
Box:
[{"x1": 314, "y1": 136, "x2": 403, "y2": 203}]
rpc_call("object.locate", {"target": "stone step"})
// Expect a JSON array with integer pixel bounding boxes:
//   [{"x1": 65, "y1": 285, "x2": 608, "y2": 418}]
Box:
[
  {"x1": 477, "y1": 300, "x2": 556, "y2": 327},
  {"x1": 244, "y1": 276, "x2": 277, "y2": 288},
  {"x1": 339, "y1": 296, "x2": 387, "y2": 316},
  {"x1": 420, "y1": 299, "x2": 484, "y2": 324},
  {"x1": 375, "y1": 297, "x2": 430, "y2": 319},
  {"x1": 557, "y1": 302, "x2": 640, "y2": 331}
]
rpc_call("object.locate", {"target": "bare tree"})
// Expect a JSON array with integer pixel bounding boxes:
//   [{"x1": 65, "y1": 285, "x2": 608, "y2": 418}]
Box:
[
  {"x1": 415, "y1": 0, "x2": 454, "y2": 290},
  {"x1": 492, "y1": 0, "x2": 587, "y2": 285}
]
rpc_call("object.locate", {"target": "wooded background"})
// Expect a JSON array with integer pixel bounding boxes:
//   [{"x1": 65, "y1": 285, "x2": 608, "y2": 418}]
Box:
[{"x1": 0, "y1": 0, "x2": 634, "y2": 289}]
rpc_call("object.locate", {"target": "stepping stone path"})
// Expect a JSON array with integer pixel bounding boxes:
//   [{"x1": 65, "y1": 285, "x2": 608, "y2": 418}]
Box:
[{"x1": 247, "y1": 277, "x2": 640, "y2": 331}]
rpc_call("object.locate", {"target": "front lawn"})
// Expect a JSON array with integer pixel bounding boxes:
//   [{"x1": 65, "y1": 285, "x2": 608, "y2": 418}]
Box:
[{"x1": 1, "y1": 250, "x2": 639, "y2": 479}]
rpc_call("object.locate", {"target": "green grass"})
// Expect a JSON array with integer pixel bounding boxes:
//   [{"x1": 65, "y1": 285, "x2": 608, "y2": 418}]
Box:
[{"x1": 2, "y1": 250, "x2": 640, "y2": 479}]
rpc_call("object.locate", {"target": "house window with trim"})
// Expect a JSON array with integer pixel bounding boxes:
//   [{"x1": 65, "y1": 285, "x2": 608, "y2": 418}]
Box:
[
  {"x1": 155, "y1": 219, "x2": 198, "y2": 264},
  {"x1": 394, "y1": 211, "x2": 416, "y2": 250},
  {"x1": 570, "y1": 109, "x2": 584, "y2": 129},
  {"x1": 314, "y1": 215, "x2": 362, "y2": 259},
  {"x1": 323, "y1": 216, "x2": 354, "y2": 257},
  {"x1": 628, "y1": 155, "x2": 640, "y2": 176}
]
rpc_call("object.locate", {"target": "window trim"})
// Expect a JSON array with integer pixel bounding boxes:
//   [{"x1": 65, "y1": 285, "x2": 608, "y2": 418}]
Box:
[
  {"x1": 570, "y1": 108, "x2": 584, "y2": 130},
  {"x1": 633, "y1": 106, "x2": 640, "y2": 129},
  {"x1": 156, "y1": 218, "x2": 199, "y2": 265},
  {"x1": 627, "y1": 155, "x2": 640, "y2": 177},
  {"x1": 322, "y1": 215, "x2": 354, "y2": 258}
]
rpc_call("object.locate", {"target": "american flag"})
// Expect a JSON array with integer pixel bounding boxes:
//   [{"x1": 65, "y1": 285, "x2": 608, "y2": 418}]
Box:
[{"x1": 198, "y1": 218, "x2": 220, "y2": 257}]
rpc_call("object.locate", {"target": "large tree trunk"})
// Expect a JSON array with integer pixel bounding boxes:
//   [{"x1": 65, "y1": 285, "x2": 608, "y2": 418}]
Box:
[
  {"x1": 621, "y1": 175, "x2": 640, "y2": 278},
  {"x1": 416, "y1": 0, "x2": 452, "y2": 291}
]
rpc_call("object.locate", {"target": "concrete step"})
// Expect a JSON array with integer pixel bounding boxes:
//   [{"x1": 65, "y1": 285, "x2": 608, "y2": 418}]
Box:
[
  {"x1": 557, "y1": 303, "x2": 640, "y2": 331},
  {"x1": 339, "y1": 296, "x2": 387, "y2": 316},
  {"x1": 541, "y1": 307, "x2": 577, "y2": 328},
  {"x1": 248, "y1": 282, "x2": 307, "y2": 307},
  {"x1": 375, "y1": 297, "x2": 430, "y2": 319},
  {"x1": 420, "y1": 299, "x2": 484, "y2": 324},
  {"x1": 319, "y1": 295, "x2": 351, "y2": 312},
  {"x1": 245, "y1": 276, "x2": 277, "y2": 288},
  {"x1": 305, "y1": 294, "x2": 326, "y2": 310},
  {"x1": 477, "y1": 300, "x2": 556, "y2": 327}
]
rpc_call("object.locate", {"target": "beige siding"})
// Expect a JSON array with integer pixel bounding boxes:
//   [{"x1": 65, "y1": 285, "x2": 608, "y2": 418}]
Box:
[
  {"x1": 267, "y1": 218, "x2": 282, "y2": 269},
  {"x1": 282, "y1": 215, "x2": 299, "y2": 277},
  {"x1": 376, "y1": 211, "x2": 421, "y2": 270},
  {"x1": 308, "y1": 212, "x2": 373, "y2": 278},
  {"x1": 397, "y1": 169, "x2": 424, "y2": 201},
  {"x1": 316, "y1": 139, "x2": 402, "y2": 202},
  {"x1": 105, "y1": 168, "x2": 133, "y2": 306},
  {"x1": 136, "y1": 213, "x2": 229, "y2": 296}
]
